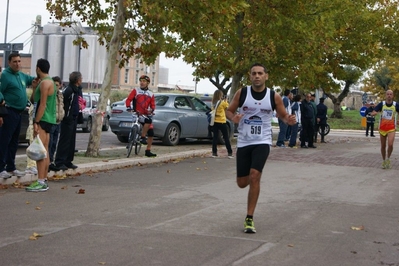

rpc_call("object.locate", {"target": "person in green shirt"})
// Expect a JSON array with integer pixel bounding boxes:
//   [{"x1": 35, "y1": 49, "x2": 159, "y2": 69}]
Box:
[
  {"x1": 26, "y1": 58, "x2": 56, "y2": 192},
  {"x1": 0, "y1": 53, "x2": 37, "y2": 179}
]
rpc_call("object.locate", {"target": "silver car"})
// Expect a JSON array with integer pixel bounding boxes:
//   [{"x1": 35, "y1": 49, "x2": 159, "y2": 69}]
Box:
[
  {"x1": 109, "y1": 93, "x2": 234, "y2": 146},
  {"x1": 78, "y1": 92, "x2": 111, "y2": 132}
]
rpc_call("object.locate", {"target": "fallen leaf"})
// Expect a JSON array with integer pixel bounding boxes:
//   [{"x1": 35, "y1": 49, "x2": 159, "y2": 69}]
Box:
[
  {"x1": 61, "y1": 186, "x2": 68, "y2": 190},
  {"x1": 350, "y1": 251, "x2": 357, "y2": 254},
  {"x1": 167, "y1": 169, "x2": 170, "y2": 173},
  {"x1": 72, "y1": 185, "x2": 82, "y2": 187},
  {"x1": 77, "y1": 189, "x2": 85, "y2": 194},
  {"x1": 196, "y1": 168, "x2": 201, "y2": 170},
  {"x1": 29, "y1": 232, "x2": 42, "y2": 240},
  {"x1": 350, "y1": 225, "x2": 365, "y2": 231},
  {"x1": 98, "y1": 262, "x2": 106, "y2": 265},
  {"x1": 35, "y1": 207, "x2": 41, "y2": 210},
  {"x1": 287, "y1": 244, "x2": 294, "y2": 247},
  {"x1": 26, "y1": 201, "x2": 30, "y2": 204}
]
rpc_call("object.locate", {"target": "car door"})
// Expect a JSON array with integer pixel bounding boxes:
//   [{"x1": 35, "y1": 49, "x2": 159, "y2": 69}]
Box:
[
  {"x1": 173, "y1": 96, "x2": 198, "y2": 136},
  {"x1": 190, "y1": 97, "x2": 210, "y2": 137}
]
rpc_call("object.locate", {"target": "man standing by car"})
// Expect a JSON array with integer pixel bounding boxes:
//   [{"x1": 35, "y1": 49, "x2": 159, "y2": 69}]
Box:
[
  {"x1": 52, "y1": 71, "x2": 82, "y2": 171},
  {"x1": 226, "y1": 63, "x2": 296, "y2": 233},
  {"x1": 125, "y1": 75, "x2": 156, "y2": 157},
  {"x1": 0, "y1": 53, "x2": 38, "y2": 179}
]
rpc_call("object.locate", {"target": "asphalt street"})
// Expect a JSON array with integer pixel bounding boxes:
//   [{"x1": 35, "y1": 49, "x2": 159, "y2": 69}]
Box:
[{"x1": 1, "y1": 132, "x2": 399, "y2": 265}]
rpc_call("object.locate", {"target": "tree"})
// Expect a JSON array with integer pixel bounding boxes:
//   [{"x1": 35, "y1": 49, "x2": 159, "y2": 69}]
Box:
[
  {"x1": 176, "y1": 0, "x2": 399, "y2": 113},
  {"x1": 45, "y1": 0, "x2": 247, "y2": 156}
]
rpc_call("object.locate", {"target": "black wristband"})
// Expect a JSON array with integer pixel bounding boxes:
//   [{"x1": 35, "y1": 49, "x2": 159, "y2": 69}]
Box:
[{"x1": 34, "y1": 121, "x2": 40, "y2": 124}]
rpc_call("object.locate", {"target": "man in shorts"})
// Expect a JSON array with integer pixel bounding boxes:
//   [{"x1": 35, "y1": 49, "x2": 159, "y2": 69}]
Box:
[
  {"x1": 370, "y1": 89, "x2": 399, "y2": 169},
  {"x1": 226, "y1": 63, "x2": 296, "y2": 233},
  {"x1": 26, "y1": 59, "x2": 56, "y2": 192}
]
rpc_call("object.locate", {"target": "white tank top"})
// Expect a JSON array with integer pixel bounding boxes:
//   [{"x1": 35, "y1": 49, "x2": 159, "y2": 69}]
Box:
[{"x1": 237, "y1": 87, "x2": 273, "y2": 147}]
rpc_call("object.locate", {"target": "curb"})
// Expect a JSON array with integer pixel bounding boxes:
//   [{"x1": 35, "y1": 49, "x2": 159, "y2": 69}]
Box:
[{"x1": 1, "y1": 149, "x2": 211, "y2": 186}]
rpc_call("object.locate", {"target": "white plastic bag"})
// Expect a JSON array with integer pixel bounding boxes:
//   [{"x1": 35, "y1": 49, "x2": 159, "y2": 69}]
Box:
[{"x1": 26, "y1": 135, "x2": 47, "y2": 161}]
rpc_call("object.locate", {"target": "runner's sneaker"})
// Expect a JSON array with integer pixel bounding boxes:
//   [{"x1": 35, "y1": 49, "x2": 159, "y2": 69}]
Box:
[
  {"x1": 25, "y1": 181, "x2": 49, "y2": 192},
  {"x1": 25, "y1": 167, "x2": 38, "y2": 175},
  {"x1": 386, "y1": 159, "x2": 391, "y2": 169},
  {"x1": 228, "y1": 153, "x2": 234, "y2": 159},
  {"x1": 212, "y1": 153, "x2": 218, "y2": 158},
  {"x1": 244, "y1": 218, "x2": 256, "y2": 233},
  {"x1": 8, "y1": 170, "x2": 26, "y2": 177},
  {"x1": 382, "y1": 160, "x2": 387, "y2": 169},
  {"x1": 0, "y1": 171, "x2": 11, "y2": 179}
]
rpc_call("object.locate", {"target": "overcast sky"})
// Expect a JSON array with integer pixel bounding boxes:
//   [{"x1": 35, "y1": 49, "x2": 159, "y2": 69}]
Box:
[{"x1": 0, "y1": 0, "x2": 215, "y2": 94}]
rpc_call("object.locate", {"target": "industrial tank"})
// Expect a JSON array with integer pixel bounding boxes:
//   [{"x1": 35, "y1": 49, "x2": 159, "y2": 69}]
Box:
[
  {"x1": 47, "y1": 35, "x2": 65, "y2": 77},
  {"x1": 30, "y1": 34, "x2": 48, "y2": 75}
]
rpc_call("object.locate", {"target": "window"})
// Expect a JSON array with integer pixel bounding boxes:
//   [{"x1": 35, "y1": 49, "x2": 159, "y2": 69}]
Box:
[
  {"x1": 155, "y1": 95, "x2": 168, "y2": 106},
  {"x1": 124, "y1": 69, "x2": 129, "y2": 84},
  {"x1": 135, "y1": 70, "x2": 139, "y2": 84},
  {"x1": 174, "y1": 97, "x2": 192, "y2": 110},
  {"x1": 191, "y1": 97, "x2": 209, "y2": 112}
]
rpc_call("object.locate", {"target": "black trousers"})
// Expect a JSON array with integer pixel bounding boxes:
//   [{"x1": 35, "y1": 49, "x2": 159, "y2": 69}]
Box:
[
  {"x1": 55, "y1": 116, "x2": 77, "y2": 166},
  {"x1": 366, "y1": 122, "x2": 374, "y2": 136},
  {"x1": 300, "y1": 119, "x2": 315, "y2": 147}
]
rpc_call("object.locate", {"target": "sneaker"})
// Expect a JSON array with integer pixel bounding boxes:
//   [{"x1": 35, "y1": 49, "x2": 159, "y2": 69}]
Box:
[
  {"x1": 382, "y1": 160, "x2": 387, "y2": 169},
  {"x1": 140, "y1": 137, "x2": 148, "y2": 145},
  {"x1": 212, "y1": 153, "x2": 218, "y2": 158},
  {"x1": 25, "y1": 167, "x2": 38, "y2": 175},
  {"x1": 386, "y1": 159, "x2": 391, "y2": 169},
  {"x1": 0, "y1": 171, "x2": 11, "y2": 179},
  {"x1": 55, "y1": 164, "x2": 68, "y2": 171},
  {"x1": 276, "y1": 144, "x2": 285, "y2": 148},
  {"x1": 244, "y1": 218, "x2": 256, "y2": 233},
  {"x1": 145, "y1": 150, "x2": 157, "y2": 157},
  {"x1": 49, "y1": 163, "x2": 59, "y2": 172},
  {"x1": 25, "y1": 181, "x2": 49, "y2": 192},
  {"x1": 228, "y1": 153, "x2": 234, "y2": 159},
  {"x1": 8, "y1": 170, "x2": 26, "y2": 177}
]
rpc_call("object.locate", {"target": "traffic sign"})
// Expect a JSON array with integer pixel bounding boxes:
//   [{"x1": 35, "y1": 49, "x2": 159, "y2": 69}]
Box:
[
  {"x1": 12, "y1": 43, "x2": 23, "y2": 51},
  {"x1": 360, "y1": 106, "x2": 367, "y2": 117},
  {"x1": 0, "y1": 43, "x2": 11, "y2": 50}
]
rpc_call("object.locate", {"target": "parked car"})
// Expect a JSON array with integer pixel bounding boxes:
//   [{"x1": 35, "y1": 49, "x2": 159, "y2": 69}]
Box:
[
  {"x1": 109, "y1": 93, "x2": 234, "y2": 145},
  {"x1": 78, "y1": 92, "x2": 111, "y2": 133}
]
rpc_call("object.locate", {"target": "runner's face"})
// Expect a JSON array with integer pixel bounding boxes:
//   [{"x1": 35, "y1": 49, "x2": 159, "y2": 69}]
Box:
[
  {"x1": 250, "y1": 66, "x2": 268, "y2": 88},
  {"x1": 386, "y1": 90, "x2": 393, "y2": 102}
]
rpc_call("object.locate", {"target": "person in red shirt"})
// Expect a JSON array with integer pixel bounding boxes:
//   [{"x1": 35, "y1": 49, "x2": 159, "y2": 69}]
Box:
[{"x1": 125, "y1": 75, "x2": 156, "y2": 157}]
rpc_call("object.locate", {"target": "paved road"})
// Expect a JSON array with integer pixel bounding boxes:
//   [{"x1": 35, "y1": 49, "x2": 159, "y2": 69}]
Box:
[{"x1": 3, "y1": 133, "x2": 399, "y2": 265}]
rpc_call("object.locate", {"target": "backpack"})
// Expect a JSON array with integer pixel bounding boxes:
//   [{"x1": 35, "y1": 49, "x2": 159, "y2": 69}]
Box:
[{"x1": 55, "y1": 90, "x2": 65, "y2": 123}]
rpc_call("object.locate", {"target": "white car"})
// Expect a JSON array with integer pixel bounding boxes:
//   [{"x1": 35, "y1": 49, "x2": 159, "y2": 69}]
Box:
[{"x1": 78, "y1": 92, "x2": 111, "y2": 132}]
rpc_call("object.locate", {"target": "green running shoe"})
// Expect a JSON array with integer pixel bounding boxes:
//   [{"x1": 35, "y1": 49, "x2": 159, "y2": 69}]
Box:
[
  {"x1": 26, "y1": 181, "x2": 49, "y2": 192},
  {"x1": 386, "y1": 159, "x2": 391, "y2": 169},
  {"x1": 244, "y1": 218, "x2": 256, "y2": 233}
]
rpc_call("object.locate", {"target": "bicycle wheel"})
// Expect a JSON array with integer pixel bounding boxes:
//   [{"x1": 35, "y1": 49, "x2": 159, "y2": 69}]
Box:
[
  {"x1": 318, "y1": 123, "x2": 330, "y2": 136},
  {"x1": 127, "y1": 125, "x2": 138, "y2": 158},
  {"x1": 134, "y1": 128, "x2": 142, "y2": 155}
]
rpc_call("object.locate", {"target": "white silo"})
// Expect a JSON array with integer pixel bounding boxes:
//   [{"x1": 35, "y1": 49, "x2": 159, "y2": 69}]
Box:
[
  {"x1": 62, "y1": 34, "x2": 80, "y2": 83},
  {"x1": 30, "y1": 34, "x2": 48, "y2": 75},
  {"x1": 94, "y1": 39, "x2": 107, "y2": 87},
  {"x1": 47, "y1": 35, "x2": 65, "y2": 78},
  {"x1": 79, "y1": 35, "x2": 98, "y2": 86}
]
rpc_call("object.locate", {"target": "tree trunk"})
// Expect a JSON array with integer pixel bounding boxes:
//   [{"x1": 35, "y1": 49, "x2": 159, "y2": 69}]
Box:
[
  {"x1": 85, "y1": 0, "x2": 126, "y2": 157},
  {"x1": 325, "y1": 80, "x2": 353, "y2": 119}
]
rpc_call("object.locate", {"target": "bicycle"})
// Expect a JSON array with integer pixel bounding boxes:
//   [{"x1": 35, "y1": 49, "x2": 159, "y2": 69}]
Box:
[{"x1": 126, "y1": 111, "x2": 143, "y2": 157}]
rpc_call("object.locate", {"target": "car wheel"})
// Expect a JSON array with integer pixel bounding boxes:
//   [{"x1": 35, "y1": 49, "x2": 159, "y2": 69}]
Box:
[
  {"x1": 117, "y1": 135, "x2": 129, "y2": 143},
  {"x1": 102, "y1": 116, "x2": 110, "y2": 131},
  {"x1": 162, "y1": 123, "x2": 180, "y2": 146}
]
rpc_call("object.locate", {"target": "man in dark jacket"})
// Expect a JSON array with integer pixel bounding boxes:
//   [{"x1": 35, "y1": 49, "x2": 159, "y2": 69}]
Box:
[
  {"x1": 300, "y1": 93, "x2": 316, "y2": 148},
  {"x1": 51, "y1": 71, "x2": 82, "y2": 171},
  {"x1": 365, "y1": 102, "x2": 375, "y2": 137},
  {"x1": 315, "y1": 97, "x2": 328, "y2": 143}
]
